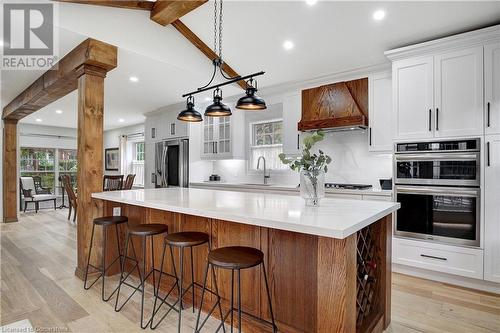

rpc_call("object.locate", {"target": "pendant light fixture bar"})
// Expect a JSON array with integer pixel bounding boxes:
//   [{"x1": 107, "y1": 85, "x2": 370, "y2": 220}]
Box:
[{"x1": 182, "y1": 71, "x2": 265, "y2": 98}]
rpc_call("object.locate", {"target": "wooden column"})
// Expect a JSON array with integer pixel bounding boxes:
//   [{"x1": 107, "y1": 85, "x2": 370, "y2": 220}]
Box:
[
  {"x1": 2, "y1": 119, "x2": 18, "y2": 222},
  {"x1": 74, "y1": 65, "x2": 106, "y2": 279}
]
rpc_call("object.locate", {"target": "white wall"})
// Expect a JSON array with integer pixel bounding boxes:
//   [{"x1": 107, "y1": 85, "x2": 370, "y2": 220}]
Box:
[{"x1": 103, "y1": 123, "x2": 145, "y2": 176}]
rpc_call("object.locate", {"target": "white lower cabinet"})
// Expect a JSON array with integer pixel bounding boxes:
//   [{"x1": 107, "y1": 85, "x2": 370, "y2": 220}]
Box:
[
  {"x1": 393, "y1": 238, "x2": 484, "y2": 279},
  {"x1": 484, "y1": 134, "x2": 500, "y2": 283}
]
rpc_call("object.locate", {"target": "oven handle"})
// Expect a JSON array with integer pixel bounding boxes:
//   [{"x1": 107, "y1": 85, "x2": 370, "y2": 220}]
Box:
[
  {"x1": 396, "y1": 186, "x2": 479, "y2": 197},
  {"x1": 395, "y1": 153, "x2": 479, "y2": 161}
]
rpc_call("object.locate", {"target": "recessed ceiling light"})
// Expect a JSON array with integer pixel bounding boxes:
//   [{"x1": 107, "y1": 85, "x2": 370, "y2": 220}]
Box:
[
  {"x1": 118, "y1": 118, "x2": 125, "y2": 123},
  {"x1": 283, "y1": 40, "x2": 294, "y2": 51},
  {"x1": 305, "y1": 0, "x2": 317, "y2": 6},
  {"x1": 129, "y1": 76, "x2": 139, "y2": 82},
  {"x1": 35, "y1": 118, "x2": 42, "y2": 122},
  {"x1": 373, "y1": 10, "x2": 386, "y2": 21},
  {"x1": 55, "y1": 109, "x2": 63, "y2": 114}
]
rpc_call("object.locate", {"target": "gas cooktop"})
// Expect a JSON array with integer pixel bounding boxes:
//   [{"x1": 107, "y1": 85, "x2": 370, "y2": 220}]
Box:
[{"x1": 325, "y1": 183, "x2": 373, "y2": 190}]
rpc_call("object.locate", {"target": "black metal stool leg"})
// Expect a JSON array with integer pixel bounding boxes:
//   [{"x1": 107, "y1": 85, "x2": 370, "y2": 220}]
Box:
[
  {"x1": 115, "y1": 233, "x2": 130, "y2": 312},
  {"x1": 150, "y1": 236, "x2": 156, "y2": 297},
  {"x1": 101, "y1": 225, "x2": 107, "y2": 301},
  {"x1": 237, "y1": 269, "x2": 242, "y2": 333},
  {"x1": 140, "y1": 236, "x2": 151, "y2": 329},
  {"x1": 177, "y1": 247, "x2": 184, "y2": 333},
  {"x1": 262, "y1": 262, "x2": 278, "y2": 333},
  {"x1": 230, "y1": 269, "x2": 234, "y2": 333},
  {"x1": 83, "y1": 223, "x2": 96, "y2": 290},
  {"x1": 211, "y1": 265, "x2": 227, "y2": 333},
  {"x1": 194, "y1": 260, "x2": 210, "y2": 332},
  {"x1": 191, "y1": 246, "x2": 195, "y2": 313}
]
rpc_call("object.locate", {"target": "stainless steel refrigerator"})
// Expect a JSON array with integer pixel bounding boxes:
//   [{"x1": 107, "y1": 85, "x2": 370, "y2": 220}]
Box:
[{"x1": 154, "y1": 138, "x2": 189, "y2": 188}]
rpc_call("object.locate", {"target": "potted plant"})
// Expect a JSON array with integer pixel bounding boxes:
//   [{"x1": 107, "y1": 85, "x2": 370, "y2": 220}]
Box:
[{"x1": 279, "y1": 130, "x2": 332, "y2": 206}]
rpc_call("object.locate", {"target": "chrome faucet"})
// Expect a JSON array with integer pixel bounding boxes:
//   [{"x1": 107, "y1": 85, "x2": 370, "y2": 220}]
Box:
[{"x1": 256, "y1": 156, "x2": 270, "y2": 185}]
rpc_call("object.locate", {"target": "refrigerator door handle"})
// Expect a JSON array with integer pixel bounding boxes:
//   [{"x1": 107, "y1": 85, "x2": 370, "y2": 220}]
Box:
[{"x1": 163, "y1": 146, "x2": 169, "y2": 187}]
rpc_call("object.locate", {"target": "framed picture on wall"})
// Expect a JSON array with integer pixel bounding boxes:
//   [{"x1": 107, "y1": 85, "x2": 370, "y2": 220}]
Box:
[{"x1": 105, "y1": 148, "x2": 119, "y2": 171}]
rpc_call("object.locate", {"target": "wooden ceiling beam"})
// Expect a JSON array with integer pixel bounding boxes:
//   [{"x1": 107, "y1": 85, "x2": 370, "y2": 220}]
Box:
[
  {"x1": 55, "y1": 0, "x2": 155, "y2": 11},
  {"x1": 2, "y1": 38, "x2": 117, "y2": 120},
  {"x1": 171, "y1": 19, "x2": 248, "y2": 90},
  {"x1": 150, "y1": 0, "x2": 207, "y2": 26}
]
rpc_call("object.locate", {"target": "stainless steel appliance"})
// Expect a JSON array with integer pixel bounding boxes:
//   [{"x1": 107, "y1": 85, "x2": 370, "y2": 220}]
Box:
[
  {"x1": 153, "y1": 138, "x2": 189, "y2": 188},
  {"x1": 394, "y1": 139, "x2": 481, "y2": 247},
  {"x1": 325, "y1": 183, "x2": 373, "y2": 190}
]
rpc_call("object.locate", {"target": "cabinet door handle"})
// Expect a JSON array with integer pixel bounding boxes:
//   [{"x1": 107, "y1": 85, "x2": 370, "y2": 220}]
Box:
[
  {"x1": 436, "y1": 108, "x2": 439, "y2": 131},
  {"x1": 487, "y1": 102, "x2": 491, "y2": 127},
  {"x1": 420, "y1": 254, "x2": 447, "y2": 261},
  {"x1": 369, "y1": 127, "x2": 372, "y2": 146},
  {"x1": 297, "y1": 134, "x2": 300, "y2": 150},
  {"x1": 487, "y1": 141, "x2": 491, "y2": 167},
  {"x1": 428, "y1": 109, "x2": 432, "y2": 131}
]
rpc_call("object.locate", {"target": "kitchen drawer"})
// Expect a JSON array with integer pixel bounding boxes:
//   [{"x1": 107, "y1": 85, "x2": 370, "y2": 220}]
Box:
[
  {"x1": 393, "y1": 238, "x2": 484, "y2": 279},
  {"x1": 362, "y1": 194, "x2": 392, "y2": 201},
  {"x1": 326, "y1": 193, "x2": 362, "y2": 200}
]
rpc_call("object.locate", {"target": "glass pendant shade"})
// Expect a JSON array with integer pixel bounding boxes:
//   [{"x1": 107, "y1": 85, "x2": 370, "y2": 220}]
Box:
[
  {"x1": 205, "y1": 88, "x2": 232, "y2": 117},
  {"x1": 178, "y1": 96, "x2": 202, "y2": 122},
  {"x1": 236, "y1": 87, "x2": 267, "y2": 110}
]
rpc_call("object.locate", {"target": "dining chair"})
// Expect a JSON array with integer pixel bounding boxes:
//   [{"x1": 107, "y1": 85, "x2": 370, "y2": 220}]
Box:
[
  {"x1": 61, "y1": 175, "x2": 78, "y2": 222},
  {"x1": 103, "y1": 175, "x2": 124, "y2": 191},
  {"x1": 122, "y1": 174, "x2": 136, "y2": 190}
]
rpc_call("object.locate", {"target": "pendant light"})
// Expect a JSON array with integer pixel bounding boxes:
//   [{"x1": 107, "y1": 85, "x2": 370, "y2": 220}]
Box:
[
  {"x1": 178, "y1": 0, "x2": 266, "y2": 122},
  {"x1": 205, "y1": 88, "x2": 231, "y2": 117},
  {"x1": 236, "y1": 78, "x2": 266, "y2": 110},
  {"x1": 177, "y1": 96, "x2": 202, "y2": 122}
]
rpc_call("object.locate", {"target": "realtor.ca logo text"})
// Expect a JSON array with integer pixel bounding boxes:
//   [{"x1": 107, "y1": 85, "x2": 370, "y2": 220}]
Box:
[{"x1": 2, "y1": 2, "x2": 59, "y2": 70}]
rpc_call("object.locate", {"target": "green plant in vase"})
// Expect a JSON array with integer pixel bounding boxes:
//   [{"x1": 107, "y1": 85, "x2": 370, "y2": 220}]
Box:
[{"x1": 279, "y1": 130, "x2": 332, "y2": 206}]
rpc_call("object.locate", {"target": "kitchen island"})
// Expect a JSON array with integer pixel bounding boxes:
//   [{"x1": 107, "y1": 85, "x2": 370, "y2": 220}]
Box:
[{"x1": 91, "y1": 188, "x2": 399, "y2": 333}]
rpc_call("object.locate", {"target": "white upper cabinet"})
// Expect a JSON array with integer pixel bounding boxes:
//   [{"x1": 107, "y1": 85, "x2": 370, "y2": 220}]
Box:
[
  {"x1": 200, "y1": 111, "x2": 244, "y2": 160},
  {"x1": 484, "y1": 134, "x2": 500, "y2": 283},
  {"x1": 392, "y1": 56, "x2": 434, "y2": 140},
  {"x1": 434, "y1": 47, "x2": 483, "y2": 138},
  {"x1": 282, "y1": 92, "x2": 302, "y2": 155},
  {"x1": 485, "y1": 41, "x2": 500, "y2": 135},
  {"x1": 369, "y1": 72, "x2": 393, "y2": 151}
]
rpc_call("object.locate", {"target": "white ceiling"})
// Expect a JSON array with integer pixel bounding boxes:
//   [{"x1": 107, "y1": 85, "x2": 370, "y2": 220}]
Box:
[{"x1": 1, "y1": 1, "x2": 499, "y2": 130}]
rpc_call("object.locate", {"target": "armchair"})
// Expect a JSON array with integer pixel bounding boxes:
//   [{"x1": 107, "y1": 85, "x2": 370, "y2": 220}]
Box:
[{"x1": 20, "y1": 176, "x2": 57, "y2": 213}]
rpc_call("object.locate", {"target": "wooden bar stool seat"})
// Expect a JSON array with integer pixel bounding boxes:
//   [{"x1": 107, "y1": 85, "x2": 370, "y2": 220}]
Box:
[
  {"x1": 196, "y1": 246, "x2": 278, "y2": 333},
  {"x1": 84, "y1": 215, "x2": 129, "y2": 302},
  {"x1": 128, "y1": 223, "x2": 168, "y2": 236},
  {"x1": 165, "y1": 231, "x2": 209, "y2": 247},
  {"x1": 208, "y1": 246, "x2": 264, "y2": 269},
  {"x1": 151, "y1": 231, "x2": 224, "y2": 332},
  {"x1": 93, "y1": 215, "x2": 128, "y2": 226},
  {"x1": 114, "y1": 223, "x2": 168, "y2": 329}
]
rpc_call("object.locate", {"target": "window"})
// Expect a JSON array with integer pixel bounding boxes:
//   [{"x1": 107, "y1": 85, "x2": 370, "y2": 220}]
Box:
[
  {"x1": 20, "y1": 147, "x2": 78, "y2": 197},
  {"x1": 250, "y1": 120, "x2": 287, "y2": 170},
  {"x1": 132, "y1": 142, "x2": 145, "y2": 187},
  {"x1": 20, "y1": 148, "x2": 56, "y2": 190}
]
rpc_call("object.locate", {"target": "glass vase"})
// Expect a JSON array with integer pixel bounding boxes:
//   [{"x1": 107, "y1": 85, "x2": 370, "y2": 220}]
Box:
[{"x1": 300, "y1": 170, "x2": 325, "y2": 206}]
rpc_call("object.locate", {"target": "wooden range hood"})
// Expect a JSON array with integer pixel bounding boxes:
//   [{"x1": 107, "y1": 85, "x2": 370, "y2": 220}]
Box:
[{"x1": 298, "y1": 77, "x2": 368, "y2": 131}]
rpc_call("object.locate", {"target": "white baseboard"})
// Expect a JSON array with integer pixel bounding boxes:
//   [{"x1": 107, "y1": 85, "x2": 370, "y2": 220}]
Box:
[{"x1": 393, "y1": 263, "x2": 500, "y2": 294}]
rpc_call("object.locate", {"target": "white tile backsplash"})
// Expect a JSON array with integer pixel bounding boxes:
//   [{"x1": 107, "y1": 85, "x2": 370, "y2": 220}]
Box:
[{"x1": 191, "y1": 130, "x2": 392, "y2": 189}]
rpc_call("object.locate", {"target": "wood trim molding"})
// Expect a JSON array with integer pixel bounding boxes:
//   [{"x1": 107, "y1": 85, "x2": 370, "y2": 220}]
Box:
[
  {"x1": 385, "y1": 24, "x2": 500, "y2": 61},
  {"x1": 55, "y1": 0, "x2": 155, "y2": 11},
  {"x1": 151, "y1": 0, "x2": 207, "y2": 26},
  {"x1": 171, "y1": 20, "x2": 248, "y2": 90},
  {"x1": 2, "y1": 38, "x2": 117, "y2": 121}
]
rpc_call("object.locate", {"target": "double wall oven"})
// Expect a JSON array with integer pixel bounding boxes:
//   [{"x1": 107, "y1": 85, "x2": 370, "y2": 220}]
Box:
[{"x1": 394, "y1": 139, "x2": 481, "y2": 247}]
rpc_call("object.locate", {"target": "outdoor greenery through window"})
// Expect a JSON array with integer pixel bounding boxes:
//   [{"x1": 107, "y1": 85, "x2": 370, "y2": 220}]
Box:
[
  {"x1": 20, "y1": 147, "x2": 77, "y2": 195},
  {"x1": 135, "y1": 142, "x2": 145, "y2": 161},
  {"x1": 250, "y1": 120, "x2": 287, "y2": 170}
]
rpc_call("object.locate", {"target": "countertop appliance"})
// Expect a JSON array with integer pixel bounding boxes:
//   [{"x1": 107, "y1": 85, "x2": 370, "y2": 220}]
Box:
[
  {"x1": 154, "y1": 138, "x2": 189, "y2": 188},
  {"x1": 394, "y1": 138, "x2": 481, "y2": 247},
  {"x1": 325, "y1": 183, "x2": 373, "y2": 190}
]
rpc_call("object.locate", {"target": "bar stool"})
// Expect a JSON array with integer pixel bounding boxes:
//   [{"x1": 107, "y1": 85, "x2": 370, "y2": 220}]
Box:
[
  {"x1": 84, "y1": 215, "x2": 129, "y2": 302},
  {"x1": 195, "y1": 246, "x2": 278, "y2": 333},
  {"x1": 151, "y1": 232, "x2": 225, "y2": 332},
  {"x1": 114, "y1": 223, "x2": 168, "y2": 329}
]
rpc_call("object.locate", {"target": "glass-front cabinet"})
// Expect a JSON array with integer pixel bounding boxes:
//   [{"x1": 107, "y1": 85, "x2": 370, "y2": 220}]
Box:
[{"x1": 201, "y1": 112, "x2": 244, "y2": 160}]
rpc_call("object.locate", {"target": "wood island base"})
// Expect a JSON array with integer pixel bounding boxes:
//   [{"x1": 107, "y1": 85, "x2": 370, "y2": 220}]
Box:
[{"x1": 84, "y1": 199, "x2": 392, "y2": 333}]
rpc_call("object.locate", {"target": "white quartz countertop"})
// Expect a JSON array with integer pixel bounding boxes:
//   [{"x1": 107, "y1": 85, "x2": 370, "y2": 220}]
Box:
[
  {"x1": 92, "y1": 188, "x2": 399, "y2": 239},
  {"x1": 190, "y1": 181, "x2": 393, "y2": 197}
]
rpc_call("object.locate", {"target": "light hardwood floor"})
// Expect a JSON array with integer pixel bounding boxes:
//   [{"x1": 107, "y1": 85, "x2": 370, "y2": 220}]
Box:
[{"x1": 1, "y1": 210, "x2": 499, "y2": 333}]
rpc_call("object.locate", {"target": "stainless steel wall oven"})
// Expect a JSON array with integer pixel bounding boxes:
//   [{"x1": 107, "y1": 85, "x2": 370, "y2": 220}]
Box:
[{"x1": 394, "y1": 139, "x2": 481, "y2": 247}]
